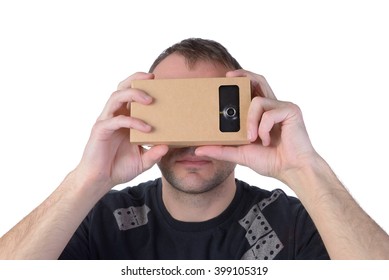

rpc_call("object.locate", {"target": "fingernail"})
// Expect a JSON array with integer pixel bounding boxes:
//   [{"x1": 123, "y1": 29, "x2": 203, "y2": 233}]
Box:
[
  {"x1": 194, "y1": 148, "x2": 203, "y2": 156},
  {"x1": 143, "y1": 95, "x2": 152, "y2": 102},
  {"x1": 143, "y1": 123, "x2": 152, "y2": 132}
]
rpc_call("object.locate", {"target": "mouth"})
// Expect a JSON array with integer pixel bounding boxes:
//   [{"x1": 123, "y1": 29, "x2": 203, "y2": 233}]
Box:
[{"x1": 175, "y1": 156, "x2": 212, "y2": 167}]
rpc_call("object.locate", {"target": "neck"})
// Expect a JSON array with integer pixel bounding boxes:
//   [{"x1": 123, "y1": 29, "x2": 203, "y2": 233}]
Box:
[{"x1": 161, "y1": 172, "x2": 237, "y2": 222}]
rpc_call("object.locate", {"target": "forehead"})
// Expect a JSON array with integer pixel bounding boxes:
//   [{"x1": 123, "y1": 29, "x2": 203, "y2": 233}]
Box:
[{"x1": 152, "y1": 53, "x2": 230, "y2": 79}]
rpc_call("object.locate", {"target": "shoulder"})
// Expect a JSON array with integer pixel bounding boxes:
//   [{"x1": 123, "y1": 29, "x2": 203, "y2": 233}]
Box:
[
  {"x1": 236, "y1": 179, "x2": 305, "y2": 225},
  {"x1": 237, "y1": 179, "x2": 300, "y2": 208},
  {"x1": 98, "y1": 178, "x2": 160, "y2": 208}
]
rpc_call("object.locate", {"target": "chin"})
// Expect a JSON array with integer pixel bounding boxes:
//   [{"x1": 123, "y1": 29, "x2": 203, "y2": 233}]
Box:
[{"x1": 162, "y1": 168, "x2": 235, "y2": 195}]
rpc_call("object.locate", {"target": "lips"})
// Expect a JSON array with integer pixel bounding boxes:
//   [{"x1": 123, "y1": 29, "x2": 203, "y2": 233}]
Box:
[{"x1": 175, "y1": 156, "x2": 212, "y2": 167}]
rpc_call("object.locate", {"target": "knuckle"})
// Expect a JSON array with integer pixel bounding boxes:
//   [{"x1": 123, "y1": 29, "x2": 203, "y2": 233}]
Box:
[
  {"x1": 109, "y1": 89, "x2": 123, "y2": 101},
  {"x1": 286, "y1": 102, "x2": 302, "y2": 115},
  {"x1": 133, "y1": 71, "x2": 146, "y2": 76},
  {"x1": 117, "y1": 78, "x2": 130, "y2": 90},
  {"x1": 117, "y1": 72, "x2": 152, "y2": 90},
  {"x1": 254, "y1": 74, "x2": 267, "y2": 86},
  {"x1": 261, "y1": 110, "x2": 272, "y2": 121},
  {"x1": 258, "y1": 111, "x2": 273, "y2": 132},
  {"x1": 117, "y1": 81, "x2": 125, "y2": 90},
  {"x1": 91, "y1": 120, "x2": 104, "y2": 134},
  {"x1": 251, "y1": 96, "x2": 263, "y2": 106},
  {"x1": 109, "y1": 88, "x2": 134, "y2": 103},
  {"x1": 256, "y1": 73, "x2": 265, "y2": 80}
]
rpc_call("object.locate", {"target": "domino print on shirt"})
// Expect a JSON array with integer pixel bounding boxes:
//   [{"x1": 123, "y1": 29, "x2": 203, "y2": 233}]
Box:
[
  {"x1": 239, "y1": 190, "x2": 284, "y2": 260},
  {"x1": 113, "y1": 204, "x2": 151, "y2": 231}
]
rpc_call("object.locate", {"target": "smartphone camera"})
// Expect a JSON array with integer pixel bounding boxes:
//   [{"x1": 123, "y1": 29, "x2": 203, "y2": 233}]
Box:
[{"x1": 219, "y1": 85, "x2": 240, "y2": 132}]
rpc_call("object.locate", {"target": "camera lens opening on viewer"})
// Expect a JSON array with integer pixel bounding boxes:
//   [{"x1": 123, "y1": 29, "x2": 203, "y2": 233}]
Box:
[{"x1": 223, "y1": 106, "x2": 237, "y2": 119}]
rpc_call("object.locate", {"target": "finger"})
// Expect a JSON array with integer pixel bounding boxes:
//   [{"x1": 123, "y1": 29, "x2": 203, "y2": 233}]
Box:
[
  {"x1": 117, "y1": 72, "x2": 154, "y2": 90},
  {"x1": 257, "y1": 75, "x2": 277, "y2": 100},
  {"x1": 226, "y1": 70, "x2": 277, "y2": 99},
  {"x1": 247, "y1": 97, "x2": 281, "y2": 141},
  {"x1": 226, "y1": 69, "x2": 251, "y2": 78},
  {"x1": 98, "y1": 88, "x2": 152, "y2": 121},
  {"x1": 247, "y1": 97, "x2": 264, "y2": 142},
  {"x1": 258, "y1": 103, "x2": 296, "y2": 146},
  {"x1": 257, "y1": 110, "x2": 278, "y2": 147},
  {"x1": 93, "y1": 115, "x2": 151, "y2": 140},
  {"x1": 141, "y1": 145, "x2": 169, "y2": 171}
]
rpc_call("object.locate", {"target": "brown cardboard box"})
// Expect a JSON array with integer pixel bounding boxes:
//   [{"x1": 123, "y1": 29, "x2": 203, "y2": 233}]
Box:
[{"x1": 130, "y1": 77, "x2": 251, "y2": 146}]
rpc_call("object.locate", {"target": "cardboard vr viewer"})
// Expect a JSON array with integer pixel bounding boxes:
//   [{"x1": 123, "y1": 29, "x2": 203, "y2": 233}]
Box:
[{"x1": 130, "y1": 77, "x2": 251, "y2": 146}]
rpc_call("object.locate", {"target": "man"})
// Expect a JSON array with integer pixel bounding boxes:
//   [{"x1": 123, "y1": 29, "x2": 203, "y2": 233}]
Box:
[{"x1": 1, "y1": 38, "x2": 388, "y2": 259}]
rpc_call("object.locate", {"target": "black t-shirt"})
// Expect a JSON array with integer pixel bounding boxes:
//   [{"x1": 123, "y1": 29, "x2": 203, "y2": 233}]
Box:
[{"x1": 59, "y1": 179, "x2": 329, "y2": 260}]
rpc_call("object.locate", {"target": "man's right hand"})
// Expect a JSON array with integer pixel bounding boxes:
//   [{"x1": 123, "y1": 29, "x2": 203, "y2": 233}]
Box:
[{"x1": 74, "y1": 72, "x2": 168, "y2": 196}]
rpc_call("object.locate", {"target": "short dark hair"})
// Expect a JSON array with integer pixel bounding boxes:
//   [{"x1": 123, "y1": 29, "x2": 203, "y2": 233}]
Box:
[{"x1": 149, "y1": 38, "x2": 242, "y2": 72}]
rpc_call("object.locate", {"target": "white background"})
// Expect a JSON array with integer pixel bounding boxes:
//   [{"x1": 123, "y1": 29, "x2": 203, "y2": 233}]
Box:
[{"x1": 0, "y1": 0, "x2": 388, "y2": 238}]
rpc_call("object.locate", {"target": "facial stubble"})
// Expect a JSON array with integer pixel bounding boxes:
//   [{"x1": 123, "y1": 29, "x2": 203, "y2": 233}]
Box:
[{"x1": 157, "y1": 148, "x2": 236, "y2": 195}]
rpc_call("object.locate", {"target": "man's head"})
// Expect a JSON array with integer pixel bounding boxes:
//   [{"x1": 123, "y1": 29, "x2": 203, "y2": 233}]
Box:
[
  {"x1": 149, "y1": 38, "x2": 242, "y2": 73},
  {"x1": 150, "y1": 38, "x2": 241, "y2": 195}
]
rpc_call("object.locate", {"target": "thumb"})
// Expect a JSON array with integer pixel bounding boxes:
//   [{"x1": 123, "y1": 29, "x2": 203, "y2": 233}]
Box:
[
  {"x1": 195, "y1": 146, "x2": 242, "y2": 164},
  {"x1": 142, "y1": 145, "x2": 169, "y2": 171}
]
